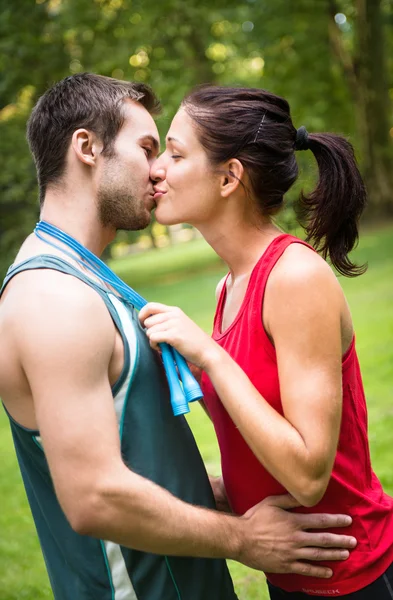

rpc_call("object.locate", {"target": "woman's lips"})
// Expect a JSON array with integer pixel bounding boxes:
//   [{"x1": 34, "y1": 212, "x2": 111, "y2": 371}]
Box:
[{"x1": 153, "y1": 190, "x2": 166, "y2": 200}]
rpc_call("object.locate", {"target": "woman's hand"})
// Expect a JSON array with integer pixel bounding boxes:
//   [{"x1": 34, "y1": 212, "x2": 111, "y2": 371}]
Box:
[{"x1": 139, "y1": 302, "x2": 221, "y2": 369}]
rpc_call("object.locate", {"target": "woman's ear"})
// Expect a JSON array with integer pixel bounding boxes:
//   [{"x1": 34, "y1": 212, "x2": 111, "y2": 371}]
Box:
[
  {"x1": 71, "y1": 128, "x2": 102, "y2": 167},
  {"x1": 220, "y1": 159, "x2": 244, "y2": 198}
]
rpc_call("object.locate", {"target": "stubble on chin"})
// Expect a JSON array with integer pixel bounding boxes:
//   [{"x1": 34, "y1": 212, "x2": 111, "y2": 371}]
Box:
[
  {"x1": 97, "y1": 155, "x2": 151, "y2": 231},
  {"x1": 97, "y1": 188, "x2": 151, "y2": 232}
]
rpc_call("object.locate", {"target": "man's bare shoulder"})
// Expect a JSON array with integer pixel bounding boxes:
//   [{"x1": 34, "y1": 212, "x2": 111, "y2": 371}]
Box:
[{"x1": 4, "y1": 268, "x2": 116, "y2": 364}]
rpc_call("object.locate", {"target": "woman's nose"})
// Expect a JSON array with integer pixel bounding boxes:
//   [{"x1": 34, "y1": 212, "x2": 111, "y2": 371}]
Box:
[
  {"x1": 150, "y1": 160, "x2": 166, "y2": 183},
  {"x1": 151, "y1": 168, "x2": 165, "y2": 182}
]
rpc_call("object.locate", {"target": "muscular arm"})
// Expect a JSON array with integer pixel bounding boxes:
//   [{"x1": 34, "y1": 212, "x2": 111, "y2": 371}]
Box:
[{"x1": 15, "y1": 272, "x2": 242, "y2": 558}]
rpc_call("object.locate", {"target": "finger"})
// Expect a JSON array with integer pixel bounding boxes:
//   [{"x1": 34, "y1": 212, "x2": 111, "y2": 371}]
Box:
[
  {"x1": 139, "y1": 303, "x2": 173, "y2": 325},
  {"x1": 263, "y1": 494, "x2": 301, "y2": 510},
  {"x1": 289, "y1": 562, "x2": 333, "y2": 579},
  {"x1": 295, "y1": 547, "x2": 350, "y2": 562},
  {"x1": 147, "y1": 327, "x2": 176, "y2": 347},
  {"x1": 149, "y1": 339, "x2": 161, "y2": 351},
  {"x1": 300, "y1": 531, "x2": 357, "y2": 549},
  {"x1": 296, "y1": 513, "x2": 353, "y2": 530},
  {"x1": 145, "y1": 320, "x2": 177, "y2": 335},
  {"x1": 145, "y1": 323, "x2": 171, "y2": 341},
  {"x1": 144, "y1": 313, "x2": 172, "y2": 329}
]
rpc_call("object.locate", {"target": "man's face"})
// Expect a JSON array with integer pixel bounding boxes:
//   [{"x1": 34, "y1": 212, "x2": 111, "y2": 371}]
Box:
[{"x1": 96, "y1": 100, "x2": 160, "y2": 231}]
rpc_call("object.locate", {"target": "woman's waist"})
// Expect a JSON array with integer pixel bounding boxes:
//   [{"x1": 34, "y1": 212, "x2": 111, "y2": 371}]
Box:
[
  {"x1": 222, "y1": 452, "x2": 393, "y2": 529},
  {"x1": 266, "y1": 549, "x2": 393, "y2": 596},
  {"x1": 225, "y1": 460, "x2": 393, "y2": 594}
]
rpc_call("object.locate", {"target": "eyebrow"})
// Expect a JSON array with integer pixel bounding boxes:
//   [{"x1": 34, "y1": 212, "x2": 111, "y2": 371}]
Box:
[
  {"x1": 139, "y1": 134, "x2": 160, "y2": 153},
  {"x1": 166, "y1": 136, "x2": 184, "y2": 145}
]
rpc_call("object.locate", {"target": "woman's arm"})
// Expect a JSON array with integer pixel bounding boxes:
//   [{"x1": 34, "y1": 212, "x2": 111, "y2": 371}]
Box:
[
  {"x1": 139, "y1": 248, "x2": 345, "y2": 507},
  {"x1": 208, "y1": 246, "x2": 345, "y2": 506}
]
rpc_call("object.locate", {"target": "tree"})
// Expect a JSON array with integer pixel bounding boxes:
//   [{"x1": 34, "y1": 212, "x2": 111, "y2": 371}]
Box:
[
  {"x1": 1, "y1": 0, "x2": 392, "y2": 278},
  {"x1": 328, "y1": 0, "x2": 393, "y2": 216}
]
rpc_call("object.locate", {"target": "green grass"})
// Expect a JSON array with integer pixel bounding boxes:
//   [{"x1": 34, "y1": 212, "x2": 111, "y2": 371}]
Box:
[
  {"x1": 109, "y1": 236, "x2": 225, "y2": 289},
  {"x1": 0, "y1": 224, "x2": 392, "y2": 599}
]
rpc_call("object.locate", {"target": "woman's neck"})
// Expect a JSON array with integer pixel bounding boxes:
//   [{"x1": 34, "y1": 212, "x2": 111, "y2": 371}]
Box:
[{"x1": 196, "y1": 218, "x2": 282, "y2": 279}]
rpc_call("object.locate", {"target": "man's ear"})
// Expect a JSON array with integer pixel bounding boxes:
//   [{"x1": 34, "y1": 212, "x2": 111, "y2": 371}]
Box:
[
  {"x1": 70, "y1": 129, "x2": 102, "y2": 167},
  {"x1": 220, "y1": 159, "x2": 244, "y2": 198}
]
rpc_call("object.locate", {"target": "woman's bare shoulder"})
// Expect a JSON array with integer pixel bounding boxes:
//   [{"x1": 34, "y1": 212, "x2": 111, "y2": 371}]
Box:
[
  {"x1": 265, "y1": 241, "x2": 345, "y2": 322},
  {"x1": 270, "y1": 241, "x2": 341, "y2": 290}
]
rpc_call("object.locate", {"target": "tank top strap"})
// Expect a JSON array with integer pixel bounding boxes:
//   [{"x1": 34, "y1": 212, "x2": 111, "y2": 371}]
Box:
[
  {"x1": 0, "y1": 253, "x2": 133, "y2": 397},
  {"x1": 1, "y1": 254, "x2": 111, "y2": 299},
  {"x1": 240, "y1": 234, "x2": 315, "y2": 358},
  {"x1": 212, "y1": 234, "x2": 315, "y2": 339},
  {"x1": 213, "y1": 273, "x2": 231, "y2": 334},
  {"x1": 250, "y1": 233, "x2": 315, "y2": 298}
]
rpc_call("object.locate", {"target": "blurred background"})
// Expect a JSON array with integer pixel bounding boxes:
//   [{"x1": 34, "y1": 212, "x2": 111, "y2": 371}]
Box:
[{"x1": 0, "y1": 1, "x2": 392, "y2": 598}]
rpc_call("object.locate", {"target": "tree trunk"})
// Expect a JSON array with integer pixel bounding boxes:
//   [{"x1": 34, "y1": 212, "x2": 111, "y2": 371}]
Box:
[
  {"x1": 355, "y1": 0, "x2": 393, "y2": 216},
  {"x1": 329, "y1": 0, "x2": 393, "y2": 217}
]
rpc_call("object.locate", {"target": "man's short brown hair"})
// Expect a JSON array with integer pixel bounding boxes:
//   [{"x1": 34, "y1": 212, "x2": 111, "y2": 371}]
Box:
[{"x1": 27, "y1": 73, "x2": 161, "y2": 205}]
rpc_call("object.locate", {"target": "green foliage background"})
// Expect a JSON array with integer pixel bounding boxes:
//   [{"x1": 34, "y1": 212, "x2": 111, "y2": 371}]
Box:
[
  {"x1": 1, "y1": 0, "x2": 393, "y2": 276},
  {"x1": 1, "y1": 2, "x2": 393, "y2": 596}
]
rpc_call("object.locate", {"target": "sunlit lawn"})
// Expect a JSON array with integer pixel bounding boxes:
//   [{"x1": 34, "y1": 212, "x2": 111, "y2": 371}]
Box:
[{"x1": 0, "y1": 224, "x2": 392, "y2": 599}]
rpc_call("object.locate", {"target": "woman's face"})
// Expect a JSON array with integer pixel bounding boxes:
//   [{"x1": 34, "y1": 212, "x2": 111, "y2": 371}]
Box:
[{"x1": 150, "y1": 108, "x2": 222, "y2": 227}]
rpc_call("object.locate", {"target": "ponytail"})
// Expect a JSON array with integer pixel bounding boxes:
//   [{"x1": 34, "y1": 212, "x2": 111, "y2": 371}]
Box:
[
  {"x1": 182, "y1": 85, "x2": 367, "y2": 277},
  {"x1": 296, "y1": 132, "x2": 367, "y2": 277}
]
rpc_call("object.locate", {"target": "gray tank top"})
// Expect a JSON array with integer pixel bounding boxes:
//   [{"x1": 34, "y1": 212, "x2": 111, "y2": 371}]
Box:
[{"x1": 1, "y1": 255, "x2": 237, "y2": 600}]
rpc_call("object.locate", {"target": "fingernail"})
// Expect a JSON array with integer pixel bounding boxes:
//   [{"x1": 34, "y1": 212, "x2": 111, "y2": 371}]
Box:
[
  {"x1": 343, "y1": 516, "x2": 352, "y2": 525},
  {"x1": 324, "y1": 570, "x2": 333, "y2": 578},
  {"x1": 341, "y1": 551, "x2": 349, "y2": 559},
  {"x1": 350, "y1": 537, "x2": 357, "y2": 547}
]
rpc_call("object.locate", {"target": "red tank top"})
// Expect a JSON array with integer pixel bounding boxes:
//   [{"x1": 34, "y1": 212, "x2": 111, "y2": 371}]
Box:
[{"x1": 202, "y1": 234, "x2": 393, "y2": 596}]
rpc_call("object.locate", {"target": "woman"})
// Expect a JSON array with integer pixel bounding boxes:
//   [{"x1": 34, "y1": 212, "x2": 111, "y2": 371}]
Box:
[{"x1": 139, "y1": 86, "x2": 393, "y2": 598}]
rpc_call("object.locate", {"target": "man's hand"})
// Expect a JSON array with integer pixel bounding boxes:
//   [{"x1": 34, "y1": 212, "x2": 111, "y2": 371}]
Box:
[
  {"x1": 236, "y1": 495, "x2": 356, "y2": 578},
  {"x1": 209, "y1": 476, "x2": 232, "y2": 513}
]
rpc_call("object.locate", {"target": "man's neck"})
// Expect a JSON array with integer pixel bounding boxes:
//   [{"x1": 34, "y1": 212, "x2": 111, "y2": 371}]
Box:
[{"x1": 40, "y1": 194, "x2": 116, "y2": 257}]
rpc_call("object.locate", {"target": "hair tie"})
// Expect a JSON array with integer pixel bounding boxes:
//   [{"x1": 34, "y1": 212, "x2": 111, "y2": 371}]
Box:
[{"x1": 294, "y1": 126, "x2": 309, "y2": 151}]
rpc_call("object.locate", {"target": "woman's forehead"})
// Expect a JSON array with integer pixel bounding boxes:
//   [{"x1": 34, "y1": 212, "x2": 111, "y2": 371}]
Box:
[{"x1": 166, "y1": 108, "x2": 199, "y2": 147}]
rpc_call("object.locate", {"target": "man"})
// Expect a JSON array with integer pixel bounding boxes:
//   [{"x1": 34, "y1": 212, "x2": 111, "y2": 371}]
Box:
[{"x1": 0, "y1": 73, "x2": 355, "y2": 600}]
